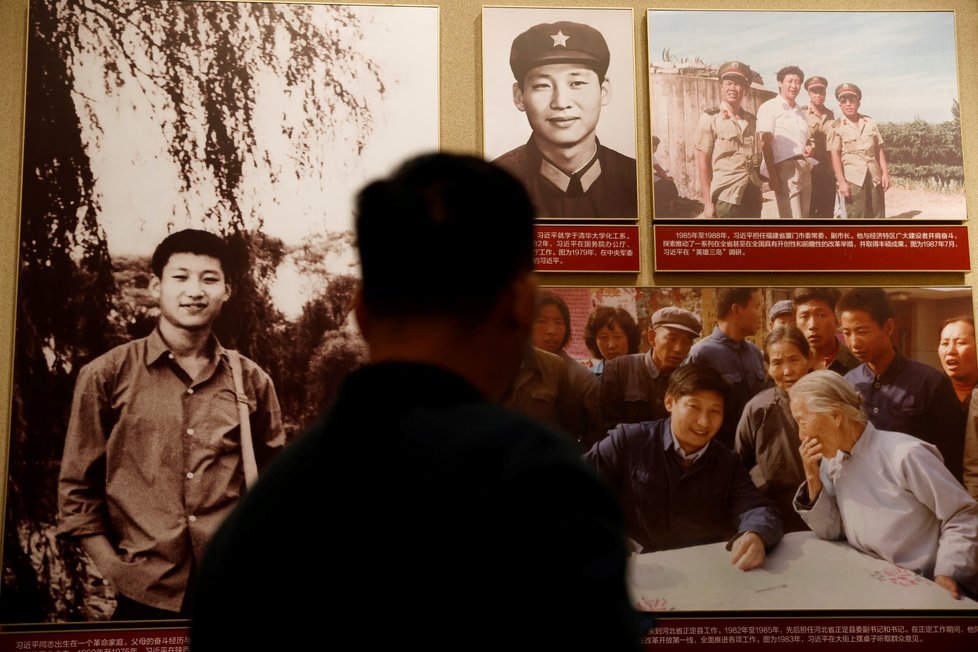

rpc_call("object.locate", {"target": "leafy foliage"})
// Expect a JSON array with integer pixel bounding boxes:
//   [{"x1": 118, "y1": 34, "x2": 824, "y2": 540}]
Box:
[
  {"x1": 878, "y1": 116, "x2": 963, "y2": 182},
  {"x1": 6, "y1": 0, "x2": 378, "y2": 621}
]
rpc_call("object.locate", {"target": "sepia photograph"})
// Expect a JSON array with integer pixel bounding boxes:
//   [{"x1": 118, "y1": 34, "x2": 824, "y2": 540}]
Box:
[
  {"x1": 483, "y1": 6, "x2": 638, "y2": 221},
  {"x1": 3, "y1": 0, "x2": 438, "y2": 623},
  {"x1": 536, "y1": 285, "x2": 978, "y2": 610},
  {"x1": 648, "y1": 10, "x2": 966, "y2": 221}
]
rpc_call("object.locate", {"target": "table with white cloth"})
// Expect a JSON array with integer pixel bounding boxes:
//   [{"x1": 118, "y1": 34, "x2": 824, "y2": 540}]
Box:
[{"x1": 629, "y1": 531, "x2": 978, "y2": 611}]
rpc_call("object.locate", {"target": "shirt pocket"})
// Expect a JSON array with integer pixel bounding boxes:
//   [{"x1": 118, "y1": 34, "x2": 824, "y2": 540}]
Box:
[{"x1": 201, "y1": 389, "x2": 255, "y2": 451}]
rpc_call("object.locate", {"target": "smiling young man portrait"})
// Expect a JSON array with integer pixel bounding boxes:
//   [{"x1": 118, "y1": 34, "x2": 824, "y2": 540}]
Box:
[
  {"x1": 493, "y1": 20, "x2": 637, "y2": 219},
  {"x1": 586, "y1": 362, "x2": 782, "y2": 567},
  {"x1": 57, "y1": 229, "x2": 285, "y2": 620}
]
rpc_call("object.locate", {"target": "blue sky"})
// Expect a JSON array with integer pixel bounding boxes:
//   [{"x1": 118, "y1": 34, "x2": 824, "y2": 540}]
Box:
[{"x1": 649, "y1": 10, "x2": 959, "y2": 123}]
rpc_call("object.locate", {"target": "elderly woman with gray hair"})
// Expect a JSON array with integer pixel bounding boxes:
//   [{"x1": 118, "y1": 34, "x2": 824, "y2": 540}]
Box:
[{"x1": 789, "y1": 370, "x2": 978, "y2": 600}]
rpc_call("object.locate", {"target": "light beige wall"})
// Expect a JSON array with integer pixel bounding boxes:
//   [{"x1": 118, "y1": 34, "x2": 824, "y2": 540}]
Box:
[{"x1": 2, "y1": 0, "x2": 977, "y2": 529}]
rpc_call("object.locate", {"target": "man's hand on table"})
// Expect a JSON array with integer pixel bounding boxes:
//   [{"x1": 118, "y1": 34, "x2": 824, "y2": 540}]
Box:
[
  {"x1": 729, "y1": 532, "x2": 766, "y2": 571},
  {"x1": 935, "y1": 575, "x2": 961, "y2": 599}
]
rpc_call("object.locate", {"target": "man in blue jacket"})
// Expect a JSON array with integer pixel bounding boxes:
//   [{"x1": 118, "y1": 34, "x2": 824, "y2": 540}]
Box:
[{"x1": 586, "y1": 362, "x2": 783, "y2": 569}]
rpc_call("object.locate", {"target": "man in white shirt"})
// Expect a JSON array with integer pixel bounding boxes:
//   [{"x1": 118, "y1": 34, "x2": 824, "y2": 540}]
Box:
[{"x1": 757, "y1": 66, "x2": 812, "y2": 219}]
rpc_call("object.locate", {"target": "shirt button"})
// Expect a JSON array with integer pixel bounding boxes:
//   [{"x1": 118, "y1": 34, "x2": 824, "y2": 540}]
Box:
[
  {"x1": 186, "y1": 428, "x2": 195, "y2": 436},
  {"x1": 873, "y1": 382, "x2": 881, "y2": 389},
  {"x1": 168, "y1": 353, "x2": 174, "y2": 360},
  {"x1": 188, "y1": 515, "x2": 197, "y2": 523},
  {"x1": 873, "y1": 407, "x2": 879, "y2": 414},
  {"x1": 186, "y1": 472, "x2": 194, "y2": 479},
  {"x1": 187, "y1": 388, "x2": 194, "y2": 395}
]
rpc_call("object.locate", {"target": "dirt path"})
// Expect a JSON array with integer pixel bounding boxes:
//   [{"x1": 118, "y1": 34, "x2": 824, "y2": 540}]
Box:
[{"x1": 755, "y1": 185, "x2": 965, "y2": 220}]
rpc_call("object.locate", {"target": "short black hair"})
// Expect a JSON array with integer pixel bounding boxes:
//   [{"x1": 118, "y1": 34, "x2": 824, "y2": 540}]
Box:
[
  {"x1": 583, "y1": 306, "x2": 640, "y2": 359},
  {"x1": 764, "y1": 325, "x2": 811, "y2": 362},
  {"x1": 715, "y1": 288, "x2": 757, "y2": 320},
  {"x1": 151, "y1": 229, "x2": 230, "y2": 277},
  {"x1": 355, "y1": 153, "x2": 534, "y2": 321},
  {"x1": 792, "y1": 287, "x2": 841, "y2": 312},
  {"x1": 777, "y1": 65, "x2": 805, "y2": 83},
  {"x1": 536, "y1": 290, "x2": 572, "y2": 351},
  {"x1": 836, "y1": 288, "x2": 894, "y2": 328},
  {"x1": 666, "y1": 362, "x2": 728, "y2": 403}
]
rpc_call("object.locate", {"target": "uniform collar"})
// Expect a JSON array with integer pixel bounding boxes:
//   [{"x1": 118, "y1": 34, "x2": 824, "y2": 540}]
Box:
[
  {"x1": 719, "y1": 100, "x2": 746, "y2": 120},
  {"x1": 538, "y1": 143, "x2": 602, "y2": 194}
]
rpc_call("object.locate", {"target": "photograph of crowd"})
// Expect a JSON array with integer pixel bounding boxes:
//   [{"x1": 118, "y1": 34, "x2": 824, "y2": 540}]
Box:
[{"x1": 648, "y1": 10, "x2": 965, "y2": 221}]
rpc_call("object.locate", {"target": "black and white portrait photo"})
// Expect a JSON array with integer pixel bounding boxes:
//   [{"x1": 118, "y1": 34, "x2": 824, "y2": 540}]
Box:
[
  {"x1": 483, "y1": 7, "x2": 638, "y2": 221},
  {"x1": 3, "y1": 0, "x2": 437, "y2": 624}
]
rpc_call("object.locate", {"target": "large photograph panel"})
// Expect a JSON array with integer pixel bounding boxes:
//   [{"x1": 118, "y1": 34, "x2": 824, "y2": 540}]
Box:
[
  {"x1": 3, "y1": 0, "x2": 437, "y2": 623},
  {"x1": 535, "y1": 285, "x2": 977, "y2": 610}
]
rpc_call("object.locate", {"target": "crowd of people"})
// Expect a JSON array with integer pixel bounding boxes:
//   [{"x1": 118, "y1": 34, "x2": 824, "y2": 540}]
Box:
[
  {"x1": 685, "y1": 61, "x2": 887, "y2": 219},
  {"x1": 521, "y1": 285, "x2": 978, "y2": 597}
]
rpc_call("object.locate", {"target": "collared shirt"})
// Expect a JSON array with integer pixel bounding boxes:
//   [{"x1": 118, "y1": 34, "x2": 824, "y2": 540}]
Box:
[
  {"x1": 802, "y1": 104, "x2": 835, "y2": 166},
  {"x1": 493, "y1": 137, "x2": 637, "y2": 219},
  {"x1": 586, "y1": 417, "x2": 783, "y2": 553},
  {"x1": 693, "y1": 101, "x2": 761, "y2": 206},
  {"x1": 794, "y1": 423, "x2": 978, "y2": 595},
  {"x1": 669, "y1": 429, "x2": 707, "y2": 465},
  {"x1": 684, "y1": 326, "x2": 769, "y2": 448},
  {"x1": 58, "y1": 329, "x2": 285, "y2": 611},
  {"x1": 829, "y1": 114, "x2": 884, "y2": 186},
  {"x1": 824, "y1": 339, "x2": 860, "y2": 375},
  {"x1": 757, "y1": 95, "x2": 810, "y2": 164},
  {"x1": 845, "y1": 352, "x2": 964, "y2": 480},
  {"x1": 735, "y1": 387, "x2": 809, "y2": 532},
  {"x1": 598, "y1": 350, "x2": 670, "y2": 436}
]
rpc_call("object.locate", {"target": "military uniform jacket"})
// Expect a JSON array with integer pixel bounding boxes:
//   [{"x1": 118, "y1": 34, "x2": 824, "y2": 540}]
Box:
[
  {"x1": 494, "y1": 137, "x2": 637, "y2": 219},
  {"x1": 802, "y1": 104, "x2": 835, "y2": 167},
  {"x1": 829, "y1": 115, "x2": 884, "y2": 187},
  {"x1": 693, "y1": 101, "x2": 762, "y2": 205}
]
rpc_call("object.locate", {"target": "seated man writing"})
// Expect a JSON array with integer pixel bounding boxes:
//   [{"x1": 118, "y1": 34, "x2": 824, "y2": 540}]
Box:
[{"x1": 586, "y1": 362, "x2": 783, "y2": 569}]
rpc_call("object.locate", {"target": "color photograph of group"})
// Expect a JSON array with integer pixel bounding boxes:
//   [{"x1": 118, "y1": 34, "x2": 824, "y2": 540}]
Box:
[
  {"x1": 649, "y1": 10, "x2": 966, "y2": 221},
  {"x1": 524, "y1": 285, "x2": 978, "y2": 604}
]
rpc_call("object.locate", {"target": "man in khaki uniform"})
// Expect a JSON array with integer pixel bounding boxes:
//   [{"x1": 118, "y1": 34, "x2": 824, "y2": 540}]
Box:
[
  {"x1": 694, "y1": 61, "x2": 763, "y2": 219},
  {"x1": 801, "y1": 76, "x2": 835, "y2": 218},
  {"x1": 829, "y1": 83, "x2": 889, "y2": 219}
]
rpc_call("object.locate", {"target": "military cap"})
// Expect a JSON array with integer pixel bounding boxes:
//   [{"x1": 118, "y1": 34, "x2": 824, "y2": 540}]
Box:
[
  {"x1": 835, "y1": 83, "x2": 862, "y2": 100},
  {"x1": 650, "y1": 307, "x2": 702, "y2": 337},
  {"x1": 804, "y1": 76, "x2": 828, "y2": 91},
  {"x1": 767, "y1": 299, "x2": 795, "y2": 323},
  {"x1": 509, "y1": 21, "x2": 610, "y2": 83},
  {"x1": 717, "y1": 61, "x2": 752, "y2": 85}
]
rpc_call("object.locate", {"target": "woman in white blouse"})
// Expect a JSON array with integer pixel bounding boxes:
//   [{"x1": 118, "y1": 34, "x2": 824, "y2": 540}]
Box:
[{"x1": 789, "y1": 370, "x2": 978, "y2": 600}]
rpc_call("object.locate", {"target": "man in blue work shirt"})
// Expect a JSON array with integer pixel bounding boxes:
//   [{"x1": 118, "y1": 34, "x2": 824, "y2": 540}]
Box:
[
  {"x1": 586, "y1": 362, "x2": 783, "y2": 566},
  {"x1": 684, "y1": 288, "x2": 768, "y2": 448},
  {"x1": 839, "y1": 287, "x2": 964, "y2": 480}
]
